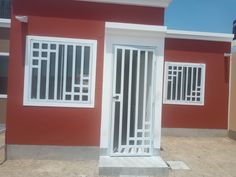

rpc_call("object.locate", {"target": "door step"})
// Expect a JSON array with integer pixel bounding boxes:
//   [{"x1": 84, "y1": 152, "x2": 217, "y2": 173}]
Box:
[{"x1": 99, "y1": 156, "x2": 169, "y2": 176}]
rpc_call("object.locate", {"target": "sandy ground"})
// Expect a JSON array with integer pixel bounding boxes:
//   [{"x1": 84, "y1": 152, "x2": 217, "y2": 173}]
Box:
[{"x1": 0, "y1": 136, "x2": 235, "y2": 177}]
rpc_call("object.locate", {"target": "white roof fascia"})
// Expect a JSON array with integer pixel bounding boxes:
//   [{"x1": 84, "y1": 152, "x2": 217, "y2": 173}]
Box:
[
  {"x1": 106, "y1": 22, "x2": 167, "y2": 38},
  {"x1": 232, "y1": 40, "x2": 236, "y2": 53},
  {"x1": 167, "y1": 29, "x2": 234, "y2": 42},
  {"x1": 78, "y1": 0, "x2": 172, "y2": 8},
  {"x1": 0, "y1": 18, "x2": 11, "y2": 28}
]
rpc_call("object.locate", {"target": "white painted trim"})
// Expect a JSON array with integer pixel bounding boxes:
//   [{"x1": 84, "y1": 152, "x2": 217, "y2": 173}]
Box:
[
  {"x1": 0, "y1": 18, "x2": 11, "y2": 28},
  {"x1": 78, "y1": 0, "x2": 172, "y2": 8},
  {"x1": 0, "y1": 52, "x2": 9, "y2": 56},
  {"x1": 167, "y1": 29, "x2": 234, "y2": 42},
  {"x1": 0, "y1": 94, "x2": 7, "y2": 99},
  {"x1": 15, "y1": 16, "x2": 28, "y2": 23},
  {"x1": 106, "y1": 22, "x2": 167, "y2": 37},
  {"x1": 100, "y1": 23, "x2": 165, "y2": 155}
]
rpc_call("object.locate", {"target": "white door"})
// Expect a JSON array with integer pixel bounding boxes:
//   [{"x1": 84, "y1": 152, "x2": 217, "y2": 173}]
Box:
[{"x1": 111, "y1": 45, "x2": 156, "y2": 156}]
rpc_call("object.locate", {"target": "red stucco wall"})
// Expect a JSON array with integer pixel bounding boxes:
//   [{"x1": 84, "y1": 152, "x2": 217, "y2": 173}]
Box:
[
  {"x1": 7, "y1": 1, "x2": 164, "y2": 146},
  {"x1": 163, "y1": 38, "x2": 231, "y2": 129},
  {"x1": 7, "y1": 16, "x2": 105, "y2": 146},
  {"x1": 12, "y1": 0, "x2": 164, "y2": 25}
]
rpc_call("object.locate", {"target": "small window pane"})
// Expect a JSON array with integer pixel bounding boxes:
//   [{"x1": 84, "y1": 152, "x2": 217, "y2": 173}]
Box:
[
  {"x1": 33, "y1": 43, "x2": 39, "y2": 49},
  {"x1": 66, "y1": 45, "x2": 73, "y2": 92},
  {"x1": 31, "y1": 68, "x2": 38, "y2": 99},
  {"x1": 42, "y1": 43, "x2": 48, "y2": 49},
  {"x1": 40, "y1": 60, "x2": 47, "y2": 99},
  {"x1": 49, "y1": 53, "x2": 56, "y2": 99},
  {"x1": 50, "y1": 44, "x2": 56, "y2": 50},
  {"x1": 83, "y1": 46, "x2": 90, "y2": 76},
  {"x1": 33, "y1": 51, "x2": 39, "y2": 57},
  {"x1": 82, "y1": 95, "x2": 88, "y2": 101}
]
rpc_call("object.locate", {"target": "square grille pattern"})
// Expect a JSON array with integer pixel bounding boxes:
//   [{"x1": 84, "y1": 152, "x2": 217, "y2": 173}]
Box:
[
  {"x1": 24, "y1": 36, "x2": 97, "y2": 107},
  {"x1": 164, "y1": 62, "x2": 205, "y2": 105}
]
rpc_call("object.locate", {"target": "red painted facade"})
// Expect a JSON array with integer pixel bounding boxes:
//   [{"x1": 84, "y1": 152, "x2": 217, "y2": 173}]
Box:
[
  {"x1": 7, "y1": 0, "x2": 232, "y2": 147},
  {"x1": 163, "y1": 39, "x2": 231, "y2": 129},
  {"x1": 7, "y1": 1, "x2": 164, "y2": 146}
]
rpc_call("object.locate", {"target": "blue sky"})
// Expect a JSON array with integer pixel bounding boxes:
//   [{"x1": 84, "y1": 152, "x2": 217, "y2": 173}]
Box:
[{"x1": 165, "y1": 0, "x2": 236, "y2": 34}]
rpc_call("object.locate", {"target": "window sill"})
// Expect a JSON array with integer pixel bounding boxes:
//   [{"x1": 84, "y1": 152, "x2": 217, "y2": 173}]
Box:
[
  {"x1": 163, "y1": 101, "x2": 204, "y2": 106},
  {"x1": 0, "y1": 94, "x2": 7, "y2": 99},
  {"x1": 23, "y1": 100, "x2": 95, "y2": 108}
]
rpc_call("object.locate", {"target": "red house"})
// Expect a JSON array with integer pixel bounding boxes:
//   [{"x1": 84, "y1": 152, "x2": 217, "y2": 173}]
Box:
[{"x1": 6, "y1": 0, "x2": 233, "y2": 176}]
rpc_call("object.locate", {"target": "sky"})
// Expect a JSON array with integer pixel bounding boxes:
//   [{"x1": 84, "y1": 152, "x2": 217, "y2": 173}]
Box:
[{"x1": 165, "y1": 0, "x2": 236, "y2": 34}]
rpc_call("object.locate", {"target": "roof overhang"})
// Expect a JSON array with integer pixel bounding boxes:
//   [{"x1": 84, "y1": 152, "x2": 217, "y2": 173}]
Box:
[
  {"x1": 78, "y1": 0, "x2": 172, "y2": 8},
  {"x1": 0, "y1": 18, "x2": 11, "y2": 28},
  {"x1": 167, "y1": 29, "x2": 234, "y2": 42},
  {"x1": 106, "y1": 22, "x2": 167, "y2": 38}
]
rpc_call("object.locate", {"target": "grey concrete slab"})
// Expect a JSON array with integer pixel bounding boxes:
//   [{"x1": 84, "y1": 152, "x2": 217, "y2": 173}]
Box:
[{"x1": 99, "y1": 156, "x2": 169, "y2": 176}]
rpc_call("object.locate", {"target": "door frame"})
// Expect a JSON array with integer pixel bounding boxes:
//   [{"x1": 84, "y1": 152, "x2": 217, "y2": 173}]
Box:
[
  {"x1": 100, "y1": 22, "x2": 166, "y2": 156},
  {"x1": 110, "y1": 44, "x2": 157, "y2": 156}
]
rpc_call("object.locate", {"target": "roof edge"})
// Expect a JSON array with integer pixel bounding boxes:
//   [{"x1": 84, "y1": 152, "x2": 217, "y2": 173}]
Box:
[
  {"x1": 78, "y1": 0, "x2": 172, "y2": 8},
  {"x1": 106, "y1": 22, "x2": 167, "y2": 33},
  {"x1": 167, "y1": 29, "x2": 234, "y2": 42}
]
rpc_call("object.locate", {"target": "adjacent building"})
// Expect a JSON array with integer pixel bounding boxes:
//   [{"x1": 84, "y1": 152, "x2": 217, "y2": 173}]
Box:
[
  {"x1": 0, "y1": 0, "x2": 10, "y2": 127},
  {"x1": 228, "y1": 40, "x2": 236, "y2": 140}
]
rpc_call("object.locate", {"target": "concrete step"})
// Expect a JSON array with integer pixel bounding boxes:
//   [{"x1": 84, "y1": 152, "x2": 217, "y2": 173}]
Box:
[{"x1": 99, "y1": 156, "x2": 169, "y2": 176}]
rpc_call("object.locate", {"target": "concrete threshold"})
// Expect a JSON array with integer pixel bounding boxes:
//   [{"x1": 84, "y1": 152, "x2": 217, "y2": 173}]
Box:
[{"x1": 99, "y1": 156, "x2": 169, "y2": 176}]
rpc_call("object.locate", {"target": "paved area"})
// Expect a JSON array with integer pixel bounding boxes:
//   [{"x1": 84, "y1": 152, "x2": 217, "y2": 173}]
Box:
[{"x1": 0, "y1": 136, "x2": 235, "y2": 177}]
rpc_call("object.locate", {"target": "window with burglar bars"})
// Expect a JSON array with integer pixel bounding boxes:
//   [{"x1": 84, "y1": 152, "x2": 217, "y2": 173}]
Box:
[
  {"x1": 163, "y1": 62, "x2": 205, "y2": 105},
  {"x1": 24, "y1": 36, "x2": 97, "y2": 107}
]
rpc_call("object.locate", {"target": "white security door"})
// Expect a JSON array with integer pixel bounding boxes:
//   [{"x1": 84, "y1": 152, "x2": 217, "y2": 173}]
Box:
[{"x1": 111, "y1": 45, "x2": 156, "y2": 156}]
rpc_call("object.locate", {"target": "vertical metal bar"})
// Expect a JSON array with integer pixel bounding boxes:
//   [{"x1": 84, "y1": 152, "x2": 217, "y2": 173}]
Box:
[
  {"x1": 175, "y1": 65, "x2": 179, "y2": 101},
  {"x1": 134, "y1": 50, "x2": 141, "y2": 148},
  {"x1": 180, "y1": 66, "x2": 183, "y2": 101},
  {"x1": 118, "y1": 48, "x2": 125, "y2": 153},
  {"x1": 142, "y1": 51, "x2": 148, "y2": 145},
  {"x1": 36, "y1": 42, "x2": 41, "y2": 99},
  {"x1": 45, "y1": 46, "x2": 50, "y2": 100},
  {"x1": 59, "y1": 46, "x2": 64, "y2": 100},
  {"x1": 170, "y1": 64, "x2": 173, "y2": 100},
  {"x1": 190, "y1": 66, "x2": 193, "y2": 101},
  {"x1": 54, "y1": 44, "x2": 59, "y2": 100},
  {"x1": 126, "y1": 49, "x2": 133, "y2": 147},
  {"x1": 80, "y1": 46, "x2": 85, "y2": 98},
  {"x1": 87, "y1": 45, "x2": 92, "y2": 102},
  {"x1": 62, "y1": 45, "x2": 68, "y2": 100},
  {"x1": 149, "y1": 51, "x2": 155, "y2": 155},
  {"x1": 71, "y1": 45, "x2": 76, "y2": 99},
  {"x1": 111, "y1": 46, "x2": 118, "y2": 154},
  {"x1": 195, "y1": 66, "x2": 199, "y2": 102},
  {"x1": 185, "y1": 66, "x2": 189, "y2": 101}
]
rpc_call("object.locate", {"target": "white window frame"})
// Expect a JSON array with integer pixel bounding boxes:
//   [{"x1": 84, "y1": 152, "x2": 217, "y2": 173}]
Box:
[
  {"x1": 0, "y1": 52, "x2": 9, "y2": 99},
  {"x1": 23, "y1": 35, "x2": 97, "y2": 108},
  {"x1": 163, "y1": 61, "x2": 206, "y2": 106}
]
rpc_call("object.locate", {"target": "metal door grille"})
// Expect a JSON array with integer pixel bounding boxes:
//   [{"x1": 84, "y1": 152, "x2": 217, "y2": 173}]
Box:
[{"x1": 111, "y1": 45, "x2": 155, "y2": 156}]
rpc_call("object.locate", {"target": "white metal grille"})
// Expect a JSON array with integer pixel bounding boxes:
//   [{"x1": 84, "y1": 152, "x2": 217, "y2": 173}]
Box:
[
  {"x1": 111, "y1": 45, "x2": 156, "y2": 156},
  {"x1": 163, "y1": 62, "x2": 205, "y2": 105},
  {"x1": 24, "y1": 36, "x2": 97, "y2": 107}
]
